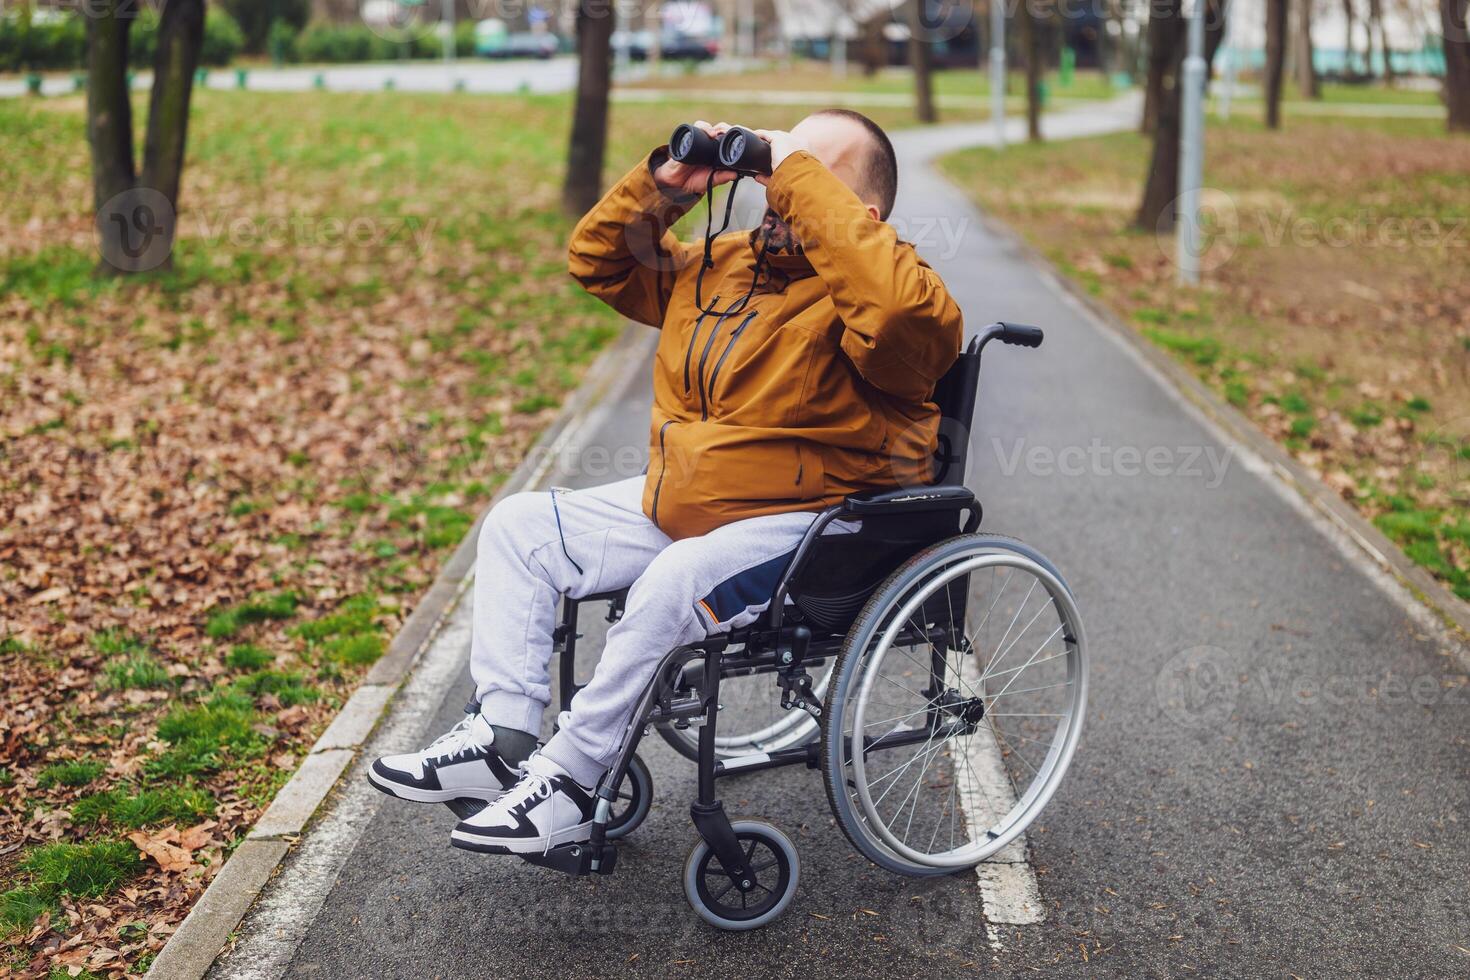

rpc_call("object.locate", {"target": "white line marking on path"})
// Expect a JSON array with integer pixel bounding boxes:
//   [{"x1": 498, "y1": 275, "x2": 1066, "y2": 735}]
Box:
[{"x1": 952, "y1": 643, "x2": 1045, "y2": 951}]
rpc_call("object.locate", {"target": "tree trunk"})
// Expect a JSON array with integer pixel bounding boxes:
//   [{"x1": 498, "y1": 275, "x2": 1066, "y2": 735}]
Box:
[
  {"x1": 87, "y1": 0, "x2": 136, "y2": 217},
  {"x1": 1294, "y1": 0, "x2": 1318, "y2": 97},
  {"x1": 910, "y1": 0, "x2": 936, "y2": 123},
  {"x1": 860, "y1": 15, "x2": 885, "y2": 76},
  {"x1": 563, "y1": 2, "x2": 615, "y2": 215},
  {"x1": 1368, "y1": 0, "x2": 1393, "y2": 78},
  {"x1": 1140, "y1": 0, "x2": 1181, "y2": 133},
  {"x1": 1341, "y1": 0, "x2": 1357, "y2": 74},
  {"x1": 1264, "y1": 0, "x2": 1288, "y2": 128},
  {"x1": 1021, "y1": 1, "x2": 1043, "y2": 141},
  {"x1": 142, "y1": 0, "x2": 205, "y2": 268},
  {"x1": 1135, "y1": 0, "x2": 1229, "y2": 232},
  {"x1": 1445, "y1": 0, "x2": 1470, "y2": 132}
]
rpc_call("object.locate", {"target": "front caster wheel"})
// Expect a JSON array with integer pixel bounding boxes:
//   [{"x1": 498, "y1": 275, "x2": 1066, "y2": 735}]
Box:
[
  {"x1": 603, "y1": 753, "x2": 653, "y2": 840},
  {"x1": 682, "y1": 819, "x2": 799, "y2": 930}
]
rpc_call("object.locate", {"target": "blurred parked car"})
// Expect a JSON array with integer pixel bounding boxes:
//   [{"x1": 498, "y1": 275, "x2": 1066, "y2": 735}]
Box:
[
  {"x1": 477, "y1": 23, "x2": 558, "y2": 59},
  {"x1": 610, "y1": 30, "x2": 717, "y2": 62}
]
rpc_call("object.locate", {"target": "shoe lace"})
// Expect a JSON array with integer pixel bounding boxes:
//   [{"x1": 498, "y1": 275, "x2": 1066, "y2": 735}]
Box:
[
  {"x1": 497, "y1": 769, "x2": 559, "y2": 855},
  {"x1": 425, "y1": 715, "x2": 484, "y2": 764}
]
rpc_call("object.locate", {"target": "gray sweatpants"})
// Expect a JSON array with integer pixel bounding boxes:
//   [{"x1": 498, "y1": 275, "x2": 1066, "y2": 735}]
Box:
[{"x1": 470, "y1": 476, "x2": 818, "y2": 786}]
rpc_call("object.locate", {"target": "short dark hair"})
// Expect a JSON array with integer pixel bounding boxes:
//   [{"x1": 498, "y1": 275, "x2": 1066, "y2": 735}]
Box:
[{"x1": 811, "y1": 108, "x2": 899, "y2": 220}]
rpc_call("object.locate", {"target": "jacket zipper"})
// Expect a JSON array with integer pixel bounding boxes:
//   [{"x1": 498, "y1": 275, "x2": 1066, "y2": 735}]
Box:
[
  {"x1": 682, "y1": 302, "x2": 717, "y2": 394},
  {"x1": 650, "y1": 419, "x2": 674, "y2": 528},
  {"x1": 703, "y1": 311, "x2": 758, "y2": 420},
  {"x1": 696, "y1": 311, "x2": 734, "y2": 421}
]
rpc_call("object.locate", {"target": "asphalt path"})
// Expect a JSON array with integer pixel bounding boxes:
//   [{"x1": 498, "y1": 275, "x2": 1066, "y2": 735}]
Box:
[{"x1": 211, "y1": 97, "x2": 1469, "y2": 979}]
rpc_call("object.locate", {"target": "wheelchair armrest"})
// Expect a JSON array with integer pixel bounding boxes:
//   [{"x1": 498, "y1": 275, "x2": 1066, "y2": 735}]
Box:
[{"x1": 841, "y1": 485, "x2": 976, "y2": 516}]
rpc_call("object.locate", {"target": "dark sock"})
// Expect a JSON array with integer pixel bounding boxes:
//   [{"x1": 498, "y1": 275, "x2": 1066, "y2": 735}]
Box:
[{"x1": 490, "y1": 725, "x2": 537, "y2": 766}]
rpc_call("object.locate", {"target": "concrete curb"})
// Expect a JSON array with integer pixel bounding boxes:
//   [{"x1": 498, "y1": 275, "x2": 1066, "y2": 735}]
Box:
[
  {"x1": 144, "y1": 322, "x2": 655, "y2": 980},
  {"x1": 953, "y1": 193, "x2": 1470, "y2": 642}
]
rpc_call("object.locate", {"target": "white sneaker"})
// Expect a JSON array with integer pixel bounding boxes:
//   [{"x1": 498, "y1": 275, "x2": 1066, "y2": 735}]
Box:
[
  {"x1": 449, "y1": 754, "x2": 598, "y2": 854},
  {"x1": 368, "y1": 713, "x2": 520, "y2": 804}
]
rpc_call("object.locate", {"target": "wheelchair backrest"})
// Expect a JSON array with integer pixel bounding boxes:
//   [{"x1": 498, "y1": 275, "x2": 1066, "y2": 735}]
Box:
[
  {"x1": 780, "y1": 338, "x2": 983, "y2": 635},
  {"x1": 930, "y1": 335, "x2": 983, "y2": 486}
]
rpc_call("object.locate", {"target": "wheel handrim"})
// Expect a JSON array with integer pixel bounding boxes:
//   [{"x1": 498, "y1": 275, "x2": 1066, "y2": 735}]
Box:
[{"x1": 843, "y1": 553, "x2": 1087, "y2": 869}]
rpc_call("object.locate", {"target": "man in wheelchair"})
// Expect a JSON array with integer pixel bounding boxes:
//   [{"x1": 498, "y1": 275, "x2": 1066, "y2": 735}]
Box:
[{"x1": 369, "y1": 111, "x2": 964, "y2": 855}]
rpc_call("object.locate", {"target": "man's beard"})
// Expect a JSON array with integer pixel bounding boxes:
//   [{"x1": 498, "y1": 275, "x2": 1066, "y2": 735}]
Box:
[{"x1": 757, "y1": 209, "x2": 800, "y2": 253}]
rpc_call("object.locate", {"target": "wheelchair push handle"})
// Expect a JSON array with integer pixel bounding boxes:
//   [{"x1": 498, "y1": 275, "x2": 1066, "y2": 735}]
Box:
[{"x1": 977, "y1": 321, "x2": 1045, "y2": 351}]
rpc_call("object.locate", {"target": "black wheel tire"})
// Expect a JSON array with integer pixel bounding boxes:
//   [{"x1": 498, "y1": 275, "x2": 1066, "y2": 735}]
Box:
[
  {"x1": 603, "y1": 753, "x2": 653, "y2": 840},
  {"x1": 819, "y1": 532, "x2": 1074, "y2": 876},
  {"x1": 682, "y1": 819, "x2": 800, "y2": 930}
]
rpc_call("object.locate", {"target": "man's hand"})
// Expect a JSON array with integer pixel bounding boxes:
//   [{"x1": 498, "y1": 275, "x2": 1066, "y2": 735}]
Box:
[
  {"x1": 752, "y1": 128, "x2": 815, "y2": 185},
  {"x1": 653, "y1": 120, "x2": 739, "y2": 197}
]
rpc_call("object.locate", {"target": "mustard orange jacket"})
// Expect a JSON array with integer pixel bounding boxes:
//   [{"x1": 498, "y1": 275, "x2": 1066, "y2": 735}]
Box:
[{"x1": 568, "y1": 148, "x2": 964, "y2": 540}]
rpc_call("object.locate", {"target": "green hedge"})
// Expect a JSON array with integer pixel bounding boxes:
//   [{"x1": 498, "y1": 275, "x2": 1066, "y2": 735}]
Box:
[
  {"x1": 2, "y1": 11, "x2": 476, "y2": 74},
  {"x1": 0, "y1": 12, "x2": 85, "y2": 72},
  {"x1": 130, "y1": 8, "x2": 246, "y2": 68},
  {"x1": 0, "y1": 8, "x2": 244, "y2": 72},
  {"x1": 286, "y1": 23, "x2": 449, "y2": 64}
]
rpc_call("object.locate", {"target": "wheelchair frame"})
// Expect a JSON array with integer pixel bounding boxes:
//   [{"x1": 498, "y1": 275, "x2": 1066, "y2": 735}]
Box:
[{"x1": 515, "y1": 322, "x2": 1061, "y2": 924}]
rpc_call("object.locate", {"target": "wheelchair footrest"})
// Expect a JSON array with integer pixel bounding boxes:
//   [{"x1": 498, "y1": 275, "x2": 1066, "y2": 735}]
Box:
[{"x1": 519, "y1": 841, "x2": 618, "y2": 877}]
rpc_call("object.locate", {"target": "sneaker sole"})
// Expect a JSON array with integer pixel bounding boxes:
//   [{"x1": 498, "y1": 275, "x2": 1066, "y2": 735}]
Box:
[
  {"x1": 448, "y1": 820, "x2": 594, "y2": 855},
  {"x1": 367, "y1": 767, "x2": 505, "y2": 805}
]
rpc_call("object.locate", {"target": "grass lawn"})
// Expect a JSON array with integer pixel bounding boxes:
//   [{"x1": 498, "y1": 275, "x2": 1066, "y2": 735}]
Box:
[
  {"x1": 939, "y1": 115, "x2": 1470, "y2": 601},
  {"x1": 618, "y1": 62, "x2": 1121, "y2": 118},
  {"x1": 1224, "y1": 81, "x2": 1447, "y2": 107},
  {"x1": 0, "y1": 87, "x2": 925, "y2": 976}
]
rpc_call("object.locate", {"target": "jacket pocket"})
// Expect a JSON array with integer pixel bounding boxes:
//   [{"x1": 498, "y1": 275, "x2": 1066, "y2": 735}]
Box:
[
  {"x1": 704, "y1": 310, "x2": 758, "y2": 419},
  {"x1": 649, "y1": 419, "x2": 676, "y2": 528},
  {"x1": 682, "y1": 303, "x2": 717, "y2": 394}
]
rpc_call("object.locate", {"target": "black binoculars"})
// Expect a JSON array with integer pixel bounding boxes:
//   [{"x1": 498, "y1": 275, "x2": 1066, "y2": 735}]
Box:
[{"x1": 668, "y1": 123, "x2": 772, "y2": 176}]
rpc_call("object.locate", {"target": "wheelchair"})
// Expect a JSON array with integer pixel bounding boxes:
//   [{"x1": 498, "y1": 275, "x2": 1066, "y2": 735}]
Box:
[{"x1": 459, "y1": 321, "x2": 1089, "y2": 930}]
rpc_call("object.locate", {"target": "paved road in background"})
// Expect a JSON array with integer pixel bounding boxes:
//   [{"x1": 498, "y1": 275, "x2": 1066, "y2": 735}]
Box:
[
  {"x1": 212, "y1": 97, "x2": 1469, "y2": 978},
  {"x1": 0, "y1": 56, "x2": 756, "y2": 98}
]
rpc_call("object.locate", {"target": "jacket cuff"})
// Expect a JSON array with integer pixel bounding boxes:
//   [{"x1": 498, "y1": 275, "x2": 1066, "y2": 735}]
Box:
[
  {"x1": 645, "y1": 146, "x2": 702, "y2": 208},
  {"x1": 765, "y1": 150, "x2": 864, "y2": 222}
]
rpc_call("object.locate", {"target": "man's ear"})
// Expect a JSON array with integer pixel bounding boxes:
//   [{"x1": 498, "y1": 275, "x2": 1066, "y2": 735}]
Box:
[{"x1": 866, "y1": 203, "x2": 882, "y2": 222}]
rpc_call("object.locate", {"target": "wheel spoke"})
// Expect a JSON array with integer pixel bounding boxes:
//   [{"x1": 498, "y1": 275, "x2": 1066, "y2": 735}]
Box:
[{"x1": 837, "y1": 548, "x2": 1086, "y2": 872}]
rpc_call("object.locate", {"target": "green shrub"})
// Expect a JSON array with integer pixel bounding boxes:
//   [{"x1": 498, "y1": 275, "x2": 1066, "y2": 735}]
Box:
[
  {"x1": 220, "y1": 0, "x2": 309, "y2": 55},
  {"x1": 129, "y1": 7, "x2": 244, "y2": 67},
  {"x1": 200, "y1": 8, "x2": 246, "y2": 66},
  {"x1": 0, "y1": 10, "x2": 86, "y2": 72},
  {"x1": 267, "y1": 17, "x2": 300, "y2": 63},
  {"x1": 296, "y1": 23, "x2": 383, "y2": 63},
  {"x1": 36, "y1": 759, "x2": 105, "y2": 790}
]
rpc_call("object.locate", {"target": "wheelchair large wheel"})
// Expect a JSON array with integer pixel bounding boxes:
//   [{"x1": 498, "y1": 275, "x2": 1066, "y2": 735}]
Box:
[
  {"x1": 655, "y1": 667, "x2": 828, "y2": 762},
  {"x1": 821, "y1": 534, "x2": 1087, "y2": 876}
]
